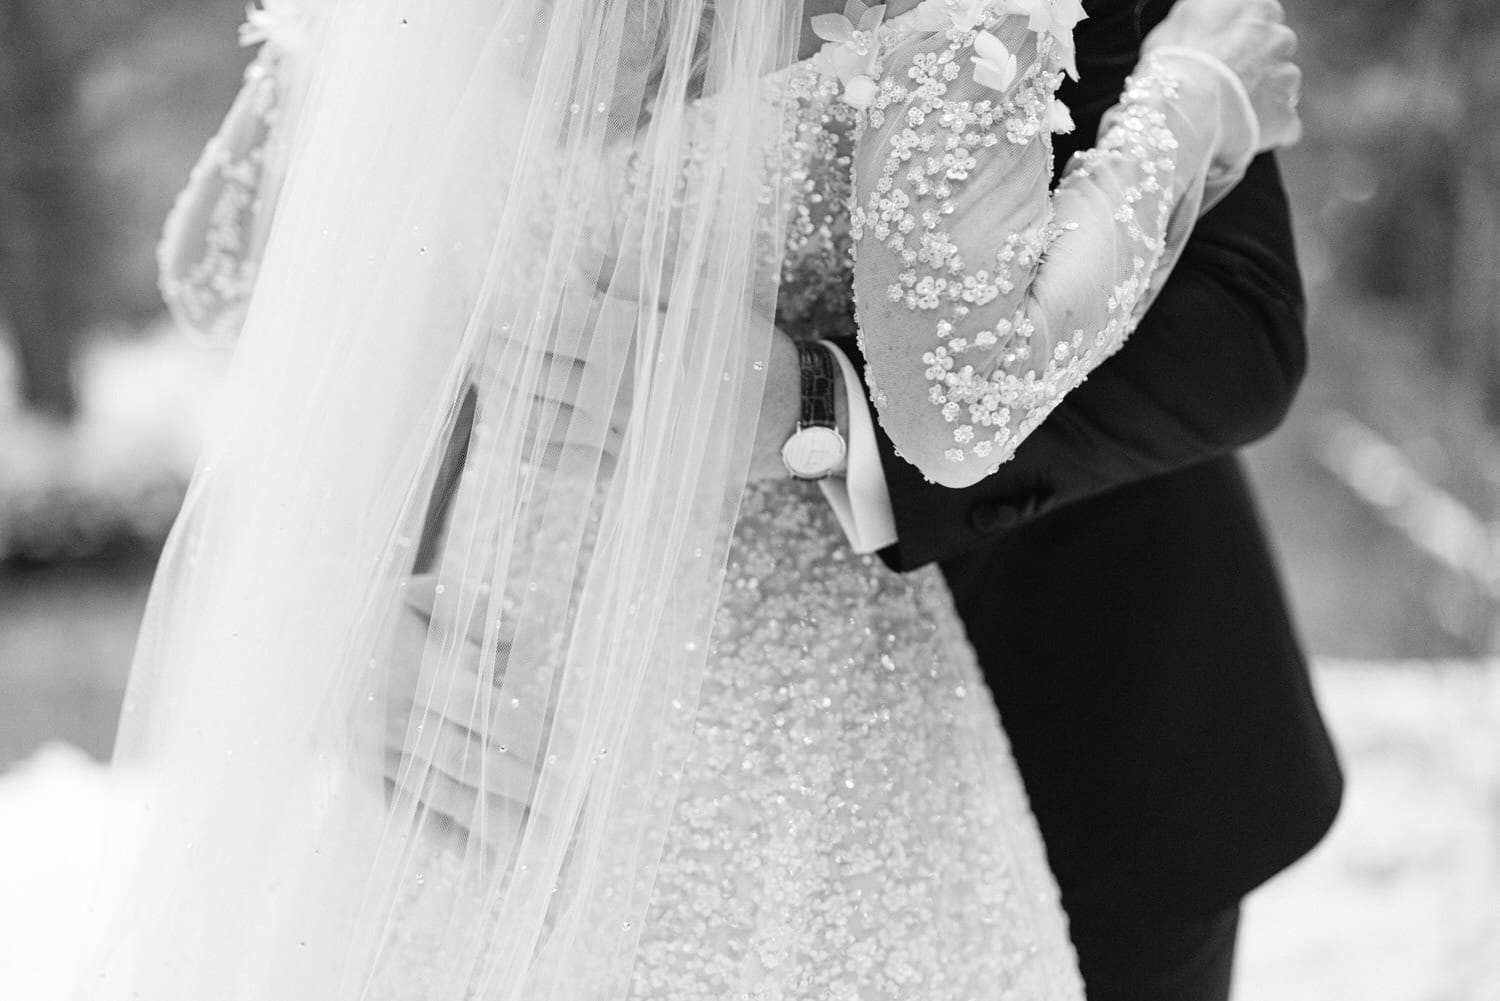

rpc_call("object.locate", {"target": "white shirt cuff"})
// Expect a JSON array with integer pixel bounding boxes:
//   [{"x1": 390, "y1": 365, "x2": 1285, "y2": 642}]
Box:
[{"x1": 818, "y1": 342, "x2": 899, "y2": 555}]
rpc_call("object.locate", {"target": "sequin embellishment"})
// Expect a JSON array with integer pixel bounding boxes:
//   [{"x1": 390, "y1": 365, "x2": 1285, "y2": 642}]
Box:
[{"x1": 838, "y1": 7, "x2": 1188, "y2": 480}]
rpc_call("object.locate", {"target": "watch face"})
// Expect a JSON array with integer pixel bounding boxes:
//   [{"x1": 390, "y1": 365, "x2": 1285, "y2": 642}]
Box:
[{"x1": 781, "y1": 425, "x2": 847, "y2": 479}]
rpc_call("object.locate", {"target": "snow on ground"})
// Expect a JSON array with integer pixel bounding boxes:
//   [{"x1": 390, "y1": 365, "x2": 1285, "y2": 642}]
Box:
[
  {"x1": 1, "y1": 660, "x2": 1496, "y2": 999},
  {"x1": 1238, "y1": 660, "x2": 1500, "y2": 1001},
  {"x1": 0, "y1": 743, "x2": 150, "y2": 1000},
  {"x1": 4, "y1": 326, "x2": 1498, "y2": 994}
]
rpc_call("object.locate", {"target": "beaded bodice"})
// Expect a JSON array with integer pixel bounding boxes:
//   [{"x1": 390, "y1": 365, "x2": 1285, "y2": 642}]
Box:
[
  {"x1": 133, "y1": 4, "x2": 1269, "y2": 999},
  {"x1": 768, "y1": 68, "x2": 862, "y2": 343},
  {"x1": 164, "y1": 0, "x2": 1250, "y2": 498},
  {"x1": 719, "y1": 0, "x2": 1253, "y2": 494}
]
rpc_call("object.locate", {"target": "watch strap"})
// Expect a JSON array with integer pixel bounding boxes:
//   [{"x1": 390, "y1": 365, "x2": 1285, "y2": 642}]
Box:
[{"x1": 796, "y1": 339, "x2": 838, "y2": 429}]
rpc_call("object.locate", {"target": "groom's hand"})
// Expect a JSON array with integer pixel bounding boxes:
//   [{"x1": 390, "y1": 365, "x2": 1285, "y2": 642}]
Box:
[{"x1": 378, "y1": 574, "x2": 569, "y2": 847}]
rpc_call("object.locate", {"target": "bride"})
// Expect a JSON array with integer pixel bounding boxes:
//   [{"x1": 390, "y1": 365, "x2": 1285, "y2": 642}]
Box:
[{"x1": 87, "y1": 0, "x2": 1299, "y2": 997}]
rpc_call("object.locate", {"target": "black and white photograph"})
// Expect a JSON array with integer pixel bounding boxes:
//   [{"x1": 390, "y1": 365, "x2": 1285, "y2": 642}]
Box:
[{"x1": 1, "y1": 0, "x2": 1496, "y2": 998}]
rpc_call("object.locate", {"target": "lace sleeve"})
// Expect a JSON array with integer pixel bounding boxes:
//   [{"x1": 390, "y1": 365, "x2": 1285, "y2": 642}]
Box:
[
  {"x1": 157, "y1": 1, "x2": 323, "y2": 341},
  {"x1": 841, "y1": 0, "x2": 1256, "y2": 486}
]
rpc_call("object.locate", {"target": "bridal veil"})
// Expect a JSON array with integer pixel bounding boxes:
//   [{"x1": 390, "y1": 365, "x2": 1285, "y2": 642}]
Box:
[{"x1": 85, "y1": 0, "x2": 804, "y2": 996}]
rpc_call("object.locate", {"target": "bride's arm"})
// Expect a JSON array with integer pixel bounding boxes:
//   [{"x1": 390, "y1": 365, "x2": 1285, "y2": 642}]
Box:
[
  {"x1": 847, "y1": 0, "x2": 1297, "y2": 487},
  {"x1": 157, "y1": 1, "x2": 326, "y2": 340}
]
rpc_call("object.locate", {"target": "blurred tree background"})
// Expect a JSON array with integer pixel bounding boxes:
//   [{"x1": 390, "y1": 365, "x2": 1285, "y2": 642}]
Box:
[
  {"x1": 0, "y1": 0, "x2": 244, "y2": 411},
  {"x1": 1298, "y1": 0, "x2": 1500, "y2": 414},
  {"x1": 1249, "y1": 0, "x2": 1500, "y2": 660},
  {"x1": 4, "y1": 6, "x2": 1499, "y2": 996},
  {"x1": 0, "y1": 0, "x2": 1497, "y2": 769}
]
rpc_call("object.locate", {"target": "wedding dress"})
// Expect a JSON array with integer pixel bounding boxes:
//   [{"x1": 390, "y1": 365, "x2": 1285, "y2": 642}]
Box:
[
  {"x1": 90, "y1": 1, "x2": 1259, "y2": 998},
  {"x1": 370, "y1": 7, "x2": 1256, "y2": 996}
]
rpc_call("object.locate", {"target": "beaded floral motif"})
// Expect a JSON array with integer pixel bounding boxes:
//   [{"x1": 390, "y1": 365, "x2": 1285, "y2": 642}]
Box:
[
  {"x1": 830, "y1": 4, "x2": 1189, "y2": 480},
  {"x1": 364, "y1": 12, "x2": 1112, "y2": 997},
  {"x1": 767, "y1": 48, "x2": 863, "y2": 340},
  {"x1": 156, "y1": 53, "x2": 284, "y2": 341},
  {"x1": 238, "y1": 0, "x2": 319, "y2": 51},
  {"x1": 157, "y1": 2, "x2": 325, "y2": 341}
]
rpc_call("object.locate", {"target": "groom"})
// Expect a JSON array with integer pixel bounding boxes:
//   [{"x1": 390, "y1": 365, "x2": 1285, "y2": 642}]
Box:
[{"x1": 762, "y1": 0, "x2": 1343, "y2": 998}]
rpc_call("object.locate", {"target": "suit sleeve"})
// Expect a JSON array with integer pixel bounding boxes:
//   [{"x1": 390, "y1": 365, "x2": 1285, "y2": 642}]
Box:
[{"x1": 825, "y1": 152, "x2": 1306, "y2": 571}]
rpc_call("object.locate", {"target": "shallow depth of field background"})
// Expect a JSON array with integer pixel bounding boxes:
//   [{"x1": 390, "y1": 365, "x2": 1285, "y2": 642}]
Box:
[{"x1": 1, "y1": 1, "x2": 1497, "y2": 997}]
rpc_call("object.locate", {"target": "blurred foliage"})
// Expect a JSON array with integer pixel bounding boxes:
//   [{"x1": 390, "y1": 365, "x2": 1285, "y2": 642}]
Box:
[
  {"x1": 0, "y1": 0, "x2": 1495, "y2": 652},
  {"x1": 0, "y1": 0, "x2": 96, "y2": 415},
  {"x1": 0, "y1": 0, "x2": 244, "y2": 413},
  {"x1": 1294, "y1": 0, "x2": 1500, "y2": 420},
  {"x1": 3, "y1": 0, "x2": 1495, "y2": 411}
]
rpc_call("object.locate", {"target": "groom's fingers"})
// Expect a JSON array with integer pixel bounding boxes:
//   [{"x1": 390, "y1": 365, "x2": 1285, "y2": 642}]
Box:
[
  {"x1": 411, "y1": 688, "x2": 579, "y2": 802},
  {"x1": 390, "y1": 587, "x2": 574, "y2": 760},
  {"x1": 419, "y1": 690, "x2": 565, "y2": 761},
  {"x1": 387, "y1": 749, "x2": 537, "y2": 849},
  {"x1": 386, "y1": 715, "x2": 565, "y2": 831},
  {"x1": 419, "y1": 716, "x2": 541, "y2": 804},
  {"x1": 397, "y1": 578, "x2": 526, "y2": 661}
]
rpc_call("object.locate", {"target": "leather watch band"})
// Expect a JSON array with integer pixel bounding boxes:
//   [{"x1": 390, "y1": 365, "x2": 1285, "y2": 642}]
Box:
[
  {"x1": 796, "y1": 339, "x2": 838, "y2": 429},
  {"x1": 781, "y1": 339, "x2": 847, "y2": 481}
]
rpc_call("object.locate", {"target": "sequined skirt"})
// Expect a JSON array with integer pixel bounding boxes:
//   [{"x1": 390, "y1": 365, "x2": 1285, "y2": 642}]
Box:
[{"x1": 380, "y1": 480, "x2": 1083, "y2": 1001}]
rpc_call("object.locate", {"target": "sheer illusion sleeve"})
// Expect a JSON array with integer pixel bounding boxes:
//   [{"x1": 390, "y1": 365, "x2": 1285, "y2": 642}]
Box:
[
  {"x1": 844, "y1": 0, "x2": 1258, "y2": 486},
  {"x1": 157, "y1": 1, "x2": 324, "y2": 340}
]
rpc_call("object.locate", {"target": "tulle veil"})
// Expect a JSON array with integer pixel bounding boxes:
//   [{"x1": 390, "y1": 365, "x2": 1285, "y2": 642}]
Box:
[{"x1": 83, "y1": 0, "x2": 804, "y2": 996}]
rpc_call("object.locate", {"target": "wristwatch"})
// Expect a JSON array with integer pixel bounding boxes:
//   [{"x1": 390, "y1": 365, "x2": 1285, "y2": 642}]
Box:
[{"x1": 780, "y1": 340, "x2": 847, "y2": 481}]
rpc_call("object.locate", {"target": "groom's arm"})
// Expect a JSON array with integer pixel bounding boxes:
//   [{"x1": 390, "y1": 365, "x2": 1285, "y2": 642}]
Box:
[{"x1": 825, "y1": 153, "x2": 1307, "y2": 571}]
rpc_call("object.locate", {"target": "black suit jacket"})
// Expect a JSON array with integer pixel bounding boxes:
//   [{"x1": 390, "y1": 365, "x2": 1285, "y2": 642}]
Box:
[{"x1": 827, "y1": 0, "x2": 1342, "y2": 916}]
